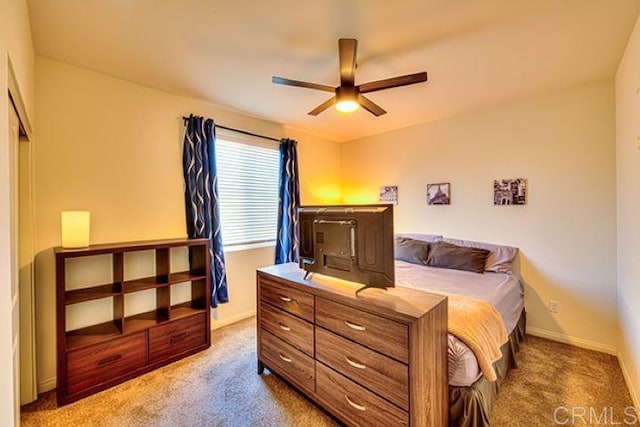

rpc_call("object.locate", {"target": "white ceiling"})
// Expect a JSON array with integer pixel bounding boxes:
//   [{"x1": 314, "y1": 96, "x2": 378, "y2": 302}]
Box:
[{"x1": 28, "y1": 0, "x2": 640, "y2": 142}]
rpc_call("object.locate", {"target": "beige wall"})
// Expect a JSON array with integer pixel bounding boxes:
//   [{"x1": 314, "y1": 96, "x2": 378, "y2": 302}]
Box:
[
  {"x1": 616, "y1": 15, "x2": 640, "y2": 406},
  {"x1": 341, "y1": 79, "x2": 618, "y2": 353},
  {"x1": 1, "y1": 0, "x2": 36, "y2": 121},
  {"x1": 1, "y1": 0, "x2": 36, "y2": 422},
  {"x1": 34, "y1": 57, "x2": 341, "y2": 391}
]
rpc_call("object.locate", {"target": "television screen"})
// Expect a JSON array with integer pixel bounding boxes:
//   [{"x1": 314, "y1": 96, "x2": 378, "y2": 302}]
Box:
[{"x1": 298, "y1": 205, "x2": 394, "y2": 291}]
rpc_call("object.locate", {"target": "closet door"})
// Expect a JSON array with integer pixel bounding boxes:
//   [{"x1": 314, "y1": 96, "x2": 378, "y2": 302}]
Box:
[
  {"x1": 9, "y1": 99, "x2": 21, "y2": 425},
  {"x1": 0, "y1": 97, "x2": 22, "y2": 424},
  {"x1": 17, "y1": 101, "x2": 37, "y2": 404}
]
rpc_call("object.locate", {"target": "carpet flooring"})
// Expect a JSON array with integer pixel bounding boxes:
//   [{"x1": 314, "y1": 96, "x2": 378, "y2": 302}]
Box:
[{"x1": 22, "y1": 317, "x2": 637, "y2": 426}]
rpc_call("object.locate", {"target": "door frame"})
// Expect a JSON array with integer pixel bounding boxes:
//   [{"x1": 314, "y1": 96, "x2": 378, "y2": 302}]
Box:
[
  {"x1": 8, "y1": 58, "x2": 32, "y2": 142},
  {"x1": 8, "y1": 57, "x2": 37, "y2": 410}
]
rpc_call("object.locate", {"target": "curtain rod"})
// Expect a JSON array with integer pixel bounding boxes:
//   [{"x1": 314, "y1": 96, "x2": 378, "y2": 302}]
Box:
[{"x1": 182, "y1": 116, "x2": 281, "y2": 143}]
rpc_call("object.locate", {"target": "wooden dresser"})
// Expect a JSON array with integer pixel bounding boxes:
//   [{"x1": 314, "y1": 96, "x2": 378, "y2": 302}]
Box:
[
  {"x1": 56, "y1": 238, "x2": 211, "y2": 405},
  {"x1": 257, "y1": 263, "x2": 448, "y2": 426}
]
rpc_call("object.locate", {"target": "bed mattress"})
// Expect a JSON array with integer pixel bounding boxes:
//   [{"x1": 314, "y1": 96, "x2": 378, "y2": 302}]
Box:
[{"x1": 394, "y1": 260, "x2": 525, "y2": 386}]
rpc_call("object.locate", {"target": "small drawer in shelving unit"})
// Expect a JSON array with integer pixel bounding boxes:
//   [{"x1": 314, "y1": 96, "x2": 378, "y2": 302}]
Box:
[
  {"x1": 66, "y1": 332, "x2": 148, "y2": 395},
  {"x1": 148, "y1": 313, "x2": 207, "y2": 363}
]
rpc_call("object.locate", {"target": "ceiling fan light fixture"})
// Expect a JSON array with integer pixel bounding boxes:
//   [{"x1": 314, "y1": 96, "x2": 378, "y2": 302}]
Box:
[
  {"x1": 335, "y1": 86, "x2": 359, "y2": 113},
  {"x1": 336, "y1": 99, "x2": 359, "y2": 113}
]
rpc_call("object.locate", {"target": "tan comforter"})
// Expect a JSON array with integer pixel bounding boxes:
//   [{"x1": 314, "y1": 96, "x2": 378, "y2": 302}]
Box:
[{"x1": 443, "y1": 291, "x2": 508, "y2": 381}]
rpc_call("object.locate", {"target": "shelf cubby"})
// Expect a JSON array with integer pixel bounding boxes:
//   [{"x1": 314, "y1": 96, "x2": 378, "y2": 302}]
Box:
[
  {"x1": 123, "y1": 276, "x2": 169, "y2": 293},
  {"x1": 124, "y1": 309, "x2": 169, "y2": 334},
  {"x1": 65, "y1": 282, "x2": 122, "y2": 305},
  {"x1": 66, "y1": 320, "x2": 122, "y2": 350},
  {"x1": 169, "y1": 271, "x2": 206, "y2": 284},
  {"x1": 170, "y1": 302, "x2": 207, "y2": 320}
]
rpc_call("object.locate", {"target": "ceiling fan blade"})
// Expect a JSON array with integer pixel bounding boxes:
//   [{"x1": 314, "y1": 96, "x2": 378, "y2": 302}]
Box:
[
  {"x1": 359, "y1": 72, "x2": 428, "y2": 94},
  {"x1": 339, "y1": 38, "x2": 357, "y2": 87},
  {"x1": 308, "y1": 97, "x2": 337, "y2": 116},
  {"x1": 272, "y1": 76, "x2": 335, "y2": 92},
  {"x1": 359, "y1": 95, "x2": 386, "y2": 116}
]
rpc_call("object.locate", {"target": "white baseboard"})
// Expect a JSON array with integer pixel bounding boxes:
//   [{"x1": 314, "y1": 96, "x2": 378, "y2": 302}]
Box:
[
  {"x1": 527, "y1": 326, "x2": 618, "y2": 355},
  {"x1": 618, "y1": 351, "x2": 640, "y2": 409},
  {"x1": 38, "y1": 377, "x2": 56, "y2": 394},
  {"x1": 210, "y1": 310, "x2": 256, "y2": 330}
]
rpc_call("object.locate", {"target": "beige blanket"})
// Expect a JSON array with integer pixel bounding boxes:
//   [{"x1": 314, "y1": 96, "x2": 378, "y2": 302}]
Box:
[{"x1": 442, "y1": 291, "x2": 508, "y2": 381}]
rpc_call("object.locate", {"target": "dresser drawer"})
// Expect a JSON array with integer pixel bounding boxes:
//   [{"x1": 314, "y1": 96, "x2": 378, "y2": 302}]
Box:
[
  {"x1": 149, "y1": 313, "x2": 207, "y2": 363},
  {"x1": 259, "y1": 276, "x2": 314, "y2": 322},
  {"x1": 66, "y1": 332, "x2": 147, "y2": 395},
  {"x1": 315, "y1": 327, "x2": 409, "y2": 410},
  {"x1": 316, "y1": 362, "x2": 408, "y2": 427},
  {"x1": 260, "y1": 329, "x2": 315, "y2": 394},
  {"x1": 259, "y1": 302, "x2": 313, "y2": 356},
  {"x1": 315, "y1": 298, "x2": 409, "y2": 363}
]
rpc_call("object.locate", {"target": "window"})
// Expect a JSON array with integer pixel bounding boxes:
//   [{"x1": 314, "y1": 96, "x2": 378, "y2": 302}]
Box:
[{"x1": 216, "y1": 131, "x2": 279, "y2": 248}]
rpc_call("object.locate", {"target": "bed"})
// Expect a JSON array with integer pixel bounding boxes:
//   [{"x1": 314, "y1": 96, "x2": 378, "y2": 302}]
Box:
[{"x1": 394, "y1": 234, "x2": 526, "y2": 426}]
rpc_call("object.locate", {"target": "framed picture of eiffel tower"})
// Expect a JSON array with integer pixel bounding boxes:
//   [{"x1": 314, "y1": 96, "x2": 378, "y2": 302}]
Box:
[{"x1": 427, "y1": 183, "x2": 450, "y2": 205}]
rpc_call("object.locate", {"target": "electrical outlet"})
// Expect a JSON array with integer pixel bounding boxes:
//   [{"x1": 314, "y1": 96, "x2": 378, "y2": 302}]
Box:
[{"x1": 549, "y1": 300, "x2": 560, "y2": 313}]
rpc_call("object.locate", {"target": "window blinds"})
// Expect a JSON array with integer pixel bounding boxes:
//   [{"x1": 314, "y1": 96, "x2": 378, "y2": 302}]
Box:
[{"x1": 216, "y1": 136, "x2": 280, "y2": 247}]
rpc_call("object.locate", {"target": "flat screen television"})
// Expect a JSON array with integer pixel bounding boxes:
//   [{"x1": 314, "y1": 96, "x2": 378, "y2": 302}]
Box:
[{"x1": 298, "y1": 204, "x2": 395, "y2": 292}]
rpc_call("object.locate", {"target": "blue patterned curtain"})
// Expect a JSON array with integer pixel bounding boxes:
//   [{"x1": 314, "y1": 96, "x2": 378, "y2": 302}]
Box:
[
  {"x1": 275, "y1": 138, "x2": 301, "y2": 264},
  {"x1": 183, "y1": 115, "x2": 228, "y2": 307}
]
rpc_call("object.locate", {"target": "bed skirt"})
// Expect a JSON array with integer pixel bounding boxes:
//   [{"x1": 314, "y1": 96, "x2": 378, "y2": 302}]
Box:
[{"x1": 449, "y1": 309, "x2": 526, "y2": 427}]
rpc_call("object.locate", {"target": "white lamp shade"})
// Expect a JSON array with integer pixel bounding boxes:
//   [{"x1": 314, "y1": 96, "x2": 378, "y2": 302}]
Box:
[{"x1": 61, "y1": 211, "x2": 91, "y2": 248}]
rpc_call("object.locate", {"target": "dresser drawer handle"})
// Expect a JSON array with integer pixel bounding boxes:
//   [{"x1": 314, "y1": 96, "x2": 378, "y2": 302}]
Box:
[
  {"x1": 278, "y1": 296, "x2": 292, "y2": 302},
  {"x1": 96, "y1": 354, "x2": 122, "y2": 367},
  {"x1": 344, "y1": 356, "x2": 367, "y2": 370},
  {"x1": 170, "y1": 332, "x2": 189, "y2": 344},
  {"x1": 344, "y1": 320, "x2": 366, "y2": 331},
  {"x1": 278, "y1": 323, "x2": 291, "y2": 332},
  {"x1": 345, "y1": 395, "x2": 367, "y2": 411},
  {"x1": 278, "y1": 352, "x2": 292, "y2": 363}
]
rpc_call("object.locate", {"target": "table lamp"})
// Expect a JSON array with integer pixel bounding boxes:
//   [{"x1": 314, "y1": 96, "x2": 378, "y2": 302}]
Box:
[{"x1": 61, "y1": 211, "x2": 91, "y2": 248}]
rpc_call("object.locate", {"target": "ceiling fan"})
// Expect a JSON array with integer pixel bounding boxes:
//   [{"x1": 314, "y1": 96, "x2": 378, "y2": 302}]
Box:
[{"x1": 272, "y1": 38, "x2": 428, "y2": 117}]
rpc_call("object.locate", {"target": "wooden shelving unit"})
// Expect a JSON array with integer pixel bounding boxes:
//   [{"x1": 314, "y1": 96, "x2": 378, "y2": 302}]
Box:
[{"x1": 56, "y1": 238, "x2": 211, "y2": 405}]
